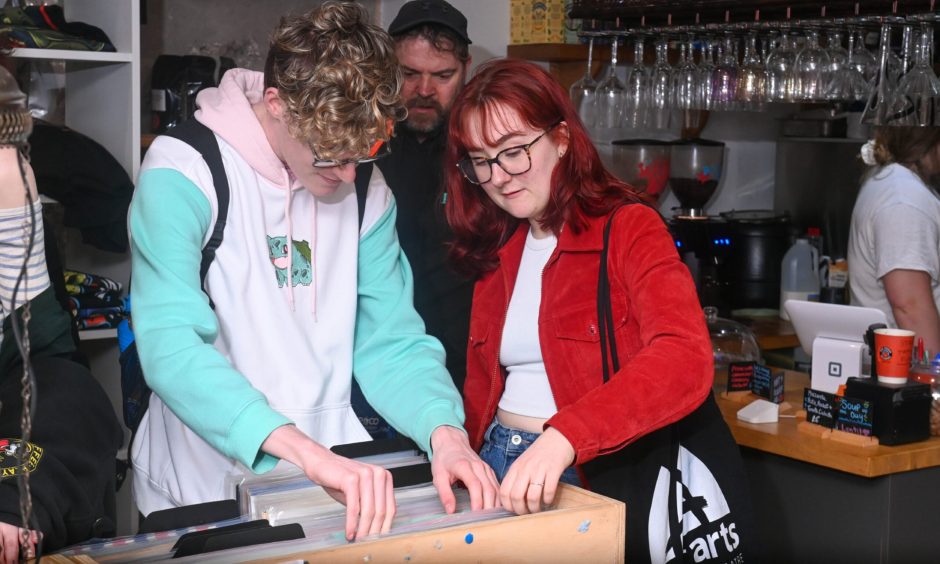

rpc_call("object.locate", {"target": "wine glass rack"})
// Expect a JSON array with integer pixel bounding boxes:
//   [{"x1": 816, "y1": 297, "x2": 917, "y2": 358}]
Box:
[{"x1": 569, "y1": 0, "x2": 937, "y2": 27}]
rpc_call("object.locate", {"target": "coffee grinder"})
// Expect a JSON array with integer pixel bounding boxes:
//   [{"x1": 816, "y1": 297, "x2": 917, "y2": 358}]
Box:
[
  {"x1": 666, "y1": 139, "x2": 733, "y2": 312},
  {"x1": 610, "y1": 139, "x2": 672, "y2": 205}
]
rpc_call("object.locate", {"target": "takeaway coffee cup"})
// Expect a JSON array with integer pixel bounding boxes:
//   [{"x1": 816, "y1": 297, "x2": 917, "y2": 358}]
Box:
[{"x1": 874, "y1": 328, "x2": 916, "y2": 384}]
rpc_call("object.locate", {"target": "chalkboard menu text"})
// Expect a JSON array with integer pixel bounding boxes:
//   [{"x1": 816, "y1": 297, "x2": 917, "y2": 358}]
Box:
[
  {"x1": 804, "y1": 388, "x2": 840, "y2": 428},
  {"x1": 835, "y1": 396, "x2": 874, "y2": 436},
  {"x1": 727, "y1": 362, "x2": 756, "y2": 392},
  {"x1": 751, "y1": 366, "x2": 785, "y2": 403}
]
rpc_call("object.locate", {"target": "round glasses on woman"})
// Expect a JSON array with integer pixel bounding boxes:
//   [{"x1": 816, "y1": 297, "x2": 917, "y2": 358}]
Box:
[{"x1": 457, "y1": 122, "x2": 560, "y2": 185}]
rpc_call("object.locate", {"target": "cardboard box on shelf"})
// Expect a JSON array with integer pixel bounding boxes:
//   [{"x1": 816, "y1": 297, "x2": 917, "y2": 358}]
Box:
[{"x1": 511, "y1": 0, "x2": 578, "y2": 45}]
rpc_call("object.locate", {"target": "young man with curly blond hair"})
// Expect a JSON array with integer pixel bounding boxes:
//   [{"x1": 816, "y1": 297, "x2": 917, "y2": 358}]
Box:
[{"x1": 128, "y1": 1, "x2": 498, "y2": 541}]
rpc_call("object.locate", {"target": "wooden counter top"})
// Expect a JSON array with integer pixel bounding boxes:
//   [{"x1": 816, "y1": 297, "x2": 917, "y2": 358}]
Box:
[
  {"x1": 715, "y1": 370, "x2": 940, "y2": 478},
  {"x1": 733, "y1": 315, "x2": 800, "y2": 351}
]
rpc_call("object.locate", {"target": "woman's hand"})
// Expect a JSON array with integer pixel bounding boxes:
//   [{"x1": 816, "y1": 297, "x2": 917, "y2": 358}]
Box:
[
  {"x1": 262, "y1": 425, "x2": 395, "y2": 541},
  {"x1": 498, "y1": 427, "x2": 576, "y2": 515},
  {"x1": 0, "y1": 522, "x2": 38, "y2": 564},
  {"x1": 429, "y1": 425, "x2": 501, "y2": 513}
]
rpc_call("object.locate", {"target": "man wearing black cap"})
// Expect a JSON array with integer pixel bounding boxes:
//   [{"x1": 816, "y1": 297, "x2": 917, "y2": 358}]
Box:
[{"x1": 380, "y1": 0, "x2": 473, "y2": 392}]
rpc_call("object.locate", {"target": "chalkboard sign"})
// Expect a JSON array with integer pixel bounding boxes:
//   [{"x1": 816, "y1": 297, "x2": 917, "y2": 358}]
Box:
[
  {"x1": 727, "y1": 362, "x2": 756, "y2": 392},
  {"x1": 835, "y1": 396, "x2": 874, "y2": 436},
  {"x1": 772, "y1": 371, "x2": 785, "y2": 403},
  {"x1": 750, "y1": 365, "x2": 784, "y2": 403},
  {"x1": 803, "y1": 388, "x2": 840, "y2": 428}
]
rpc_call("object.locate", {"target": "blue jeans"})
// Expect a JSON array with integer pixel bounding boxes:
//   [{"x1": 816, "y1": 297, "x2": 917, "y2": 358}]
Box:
[{"x1": 479, "y1": 419, "x2": 582, "y2": 487}]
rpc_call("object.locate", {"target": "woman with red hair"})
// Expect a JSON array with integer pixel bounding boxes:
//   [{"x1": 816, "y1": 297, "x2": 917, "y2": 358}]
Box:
[{"x1": 445, "y1": 59, "x2": 752, "y2": 563}]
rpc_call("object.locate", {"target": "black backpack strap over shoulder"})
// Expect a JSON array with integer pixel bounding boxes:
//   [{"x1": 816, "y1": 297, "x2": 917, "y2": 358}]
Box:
[
  {"x1": 164, "y1": 120, "x2": 230, "y2": 308},
  {"x1": 354, "y1": 161, "x2": 373, "y2": 229}
]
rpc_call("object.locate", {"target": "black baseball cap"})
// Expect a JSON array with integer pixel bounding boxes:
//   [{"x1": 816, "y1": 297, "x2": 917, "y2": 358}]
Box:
[{"x1": 388, "y1": 0, "x2": 472, "y2": 45}]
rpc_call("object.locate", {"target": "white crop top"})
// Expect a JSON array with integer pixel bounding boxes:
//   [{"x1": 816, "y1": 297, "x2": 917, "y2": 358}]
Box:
[{"x1": 498, "y1": 228, "x2": 559, "y2": 419}]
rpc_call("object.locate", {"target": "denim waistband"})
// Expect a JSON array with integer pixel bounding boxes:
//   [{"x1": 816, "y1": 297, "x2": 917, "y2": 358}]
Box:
[{"x1": 484, "y1": 419, "x2": 541, "y2": 451}]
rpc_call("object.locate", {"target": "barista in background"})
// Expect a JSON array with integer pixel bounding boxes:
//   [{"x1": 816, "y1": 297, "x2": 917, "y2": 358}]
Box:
[
  {"x1": 848, "y1": 126, "x2": 940, "y2": 356},
  {"x1": 380, "y1": 0, "x2": 473, "y2": 391}
]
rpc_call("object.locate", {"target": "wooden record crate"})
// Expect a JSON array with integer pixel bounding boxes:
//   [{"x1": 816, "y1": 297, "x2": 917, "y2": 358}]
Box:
[
  {"x1": 43, "y1": 484, "x2": 624, "y2": 563},
  {"x1": 248, "y1": 484, "x2": 624, "y2": 563}
]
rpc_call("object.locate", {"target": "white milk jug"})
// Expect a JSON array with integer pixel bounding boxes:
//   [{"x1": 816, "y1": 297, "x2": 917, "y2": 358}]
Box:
[{"x1": 780, "y1": 238, "x2": 820, "y2": 320}]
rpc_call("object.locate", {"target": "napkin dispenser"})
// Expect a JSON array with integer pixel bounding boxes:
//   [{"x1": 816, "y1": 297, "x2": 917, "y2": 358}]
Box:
[{"x1": 844, "y1": 377, "x2": 931, "y2": 445}]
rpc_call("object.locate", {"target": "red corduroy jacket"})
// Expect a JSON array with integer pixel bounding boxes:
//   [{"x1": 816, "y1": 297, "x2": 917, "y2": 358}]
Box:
[{"x1": 463, "y1": 203, "x2": 714, "y2": 467}]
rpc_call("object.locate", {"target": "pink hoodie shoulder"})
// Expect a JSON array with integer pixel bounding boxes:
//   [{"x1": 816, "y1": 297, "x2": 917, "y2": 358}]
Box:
[{"x1": 193, "y1": 69, "x2": 290, "y2": 189}]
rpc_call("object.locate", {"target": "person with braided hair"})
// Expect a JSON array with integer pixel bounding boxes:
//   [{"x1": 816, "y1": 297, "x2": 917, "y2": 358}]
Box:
[
  {"x1": 849, "y1": 126, "x2": 940, "y2": 355},
  {"x1": 0, "y1": 62, "x2": 122, "y2": 560}
]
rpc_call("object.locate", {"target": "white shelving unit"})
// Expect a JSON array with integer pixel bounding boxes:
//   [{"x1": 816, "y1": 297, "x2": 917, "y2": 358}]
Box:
[{"x1": 11, "y1": 0, "x2": 141, "y2": 536}]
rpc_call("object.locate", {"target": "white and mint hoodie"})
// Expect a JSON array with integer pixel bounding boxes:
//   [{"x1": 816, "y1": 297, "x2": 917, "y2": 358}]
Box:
[{"x1": 129, "y1": 69, "x2": 464, "y2": 515}]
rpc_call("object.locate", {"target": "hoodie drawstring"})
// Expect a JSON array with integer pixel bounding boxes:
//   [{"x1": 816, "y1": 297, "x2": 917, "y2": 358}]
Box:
[
  {"x1": 310, "y1": 198, "x2": 318, "y2": 320},
  {"x1": 282, "y1": 181, "x2": 319, "y2": 320},
  {"x1": 284, "y1": 185, "x2": 295, "y2": 312}
]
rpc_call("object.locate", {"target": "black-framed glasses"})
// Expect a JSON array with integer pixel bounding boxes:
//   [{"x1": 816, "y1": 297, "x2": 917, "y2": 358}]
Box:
[
  {"x1": 311, "y1": 139, "x2": 391, "y2": 169},
  {"x1": 456, "y1": 121, "x2": 561, "y2": 185}
]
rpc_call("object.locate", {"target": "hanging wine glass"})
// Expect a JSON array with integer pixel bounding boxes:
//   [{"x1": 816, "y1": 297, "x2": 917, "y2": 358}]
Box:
[
  {"x1": 623, "y1": 35, "x2": 649, "y2": 129},
  {"x1": 900, "y1": 24, "x2": 917, "y2": 77},
  {"x1": 887, "y1": 24, "x2": 940, "y2": 126},
  {"x1": 825, "y1": 28, "x2": 849, "y2": 74},
  {"x1": 569, "y1": 35, "x2": 598, "y2": 128},
  {"x1": 673, "y1": 35, "x2": 701, "y2": 111},
  {"x1": 698, "y1": 36, "x2": 717, "y2": 110},
  {"x1": 861, "y1": 24, "x2": 895, "y2": 125},
  {"x1": 766, "y1": 29, "x2": 796, "y2": 102},
  {"x1": 826, "y1": 28, "x2": 871, "y2": 102},
  {"x1": 595, "y1": 35, "x2": 627, "y2": 129},
  {"x1": 711, "y1": 32, "x2": 738, "y2": 109},
  {"x1": 736, "y1": 30, "x2": 769, "y2": 110},
  {"x1": 849, "y1": 27, "x2": 878, "y2": 83},
  {"x1": 794, "y1": 28, "x2": 831, "y2": 101},
  {"x1": 885, "y1": 35, "x2": 905, "y2": 87},
  {"x1": 649, "y1": 36, "x2": 673, "y2": 129}
]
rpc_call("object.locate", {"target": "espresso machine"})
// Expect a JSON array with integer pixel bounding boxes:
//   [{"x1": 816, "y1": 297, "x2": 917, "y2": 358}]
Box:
[
  {"x1": 666, "y1": 139, "x2": 734, "y2": 312},
  {"x1": 665, "y1": 139, "x2": 791, "y2": 314}
]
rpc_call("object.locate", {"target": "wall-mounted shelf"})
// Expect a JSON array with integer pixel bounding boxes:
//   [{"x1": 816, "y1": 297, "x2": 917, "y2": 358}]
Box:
[{"x1": 11, "y1": 48, "x2": 133, "y2": 63}]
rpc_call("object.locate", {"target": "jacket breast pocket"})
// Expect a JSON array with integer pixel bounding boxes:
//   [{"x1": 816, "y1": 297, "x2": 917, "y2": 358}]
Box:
[
  {"x1": 552, "y1": 305, "x2": 601, "y2": 343},
  {"x1": 551, "y1": 301, "x2": 629, "y2": 386},
  {"x1": 468, "y1": 321, "x2": 490, "y2": 348},
  {"x1": 467, "y1": 322, "x2": 494, "y2": 377}
]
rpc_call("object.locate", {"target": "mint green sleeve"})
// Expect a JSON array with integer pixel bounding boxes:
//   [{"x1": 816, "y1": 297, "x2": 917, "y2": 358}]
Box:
[
  {"x1": 130, "y1": 168, "x2": 290, "y2": 472},
  {"x1": 353, "y1": 198, "x2": 465, "y2": 456}
]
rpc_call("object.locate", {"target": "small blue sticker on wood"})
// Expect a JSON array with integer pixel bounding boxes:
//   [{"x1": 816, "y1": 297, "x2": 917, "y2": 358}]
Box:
[{"x1": 464, "y1": 533, "x2": 474, "y2": 544}]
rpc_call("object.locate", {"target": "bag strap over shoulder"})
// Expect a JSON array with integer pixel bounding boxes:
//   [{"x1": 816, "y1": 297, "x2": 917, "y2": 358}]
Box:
[
  {"x1": 354, "y1": 161, "x2": 373, "y2": 230},
  {"x1": 595, "y1": 203, "x2": 695, "y2": 563},
  {"x1": 164, "y1": 119, "x2": 230, "y2": 308},
  {"x1": 597, "y1": 208, "x2": 621, "y2": 382}
]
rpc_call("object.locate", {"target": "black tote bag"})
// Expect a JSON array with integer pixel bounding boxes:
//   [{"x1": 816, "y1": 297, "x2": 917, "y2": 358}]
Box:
[{"x1": 582, "y1": 210, "x2": 756, "y2": 564}]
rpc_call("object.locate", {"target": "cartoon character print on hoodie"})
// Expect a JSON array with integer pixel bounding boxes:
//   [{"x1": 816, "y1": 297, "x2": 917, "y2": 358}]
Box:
[{"x1": 266, "y1": 235, "x2": 313, "y2": 287}]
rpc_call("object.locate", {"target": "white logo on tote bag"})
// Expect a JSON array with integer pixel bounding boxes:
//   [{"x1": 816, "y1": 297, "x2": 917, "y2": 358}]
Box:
[{"x1": 649, "y1": 446, "x2": 743, "y2": 564}]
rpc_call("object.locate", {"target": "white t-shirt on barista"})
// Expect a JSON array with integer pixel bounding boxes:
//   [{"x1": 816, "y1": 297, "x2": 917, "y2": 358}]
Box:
[{"x1": 848, "y1": 163, "x2": 940, "y2": 326}]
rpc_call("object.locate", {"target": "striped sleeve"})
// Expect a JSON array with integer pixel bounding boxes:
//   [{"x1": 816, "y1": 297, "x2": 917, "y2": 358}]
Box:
[{"x1": 0, "y1": 202, "x2": 50, "y2": 330}]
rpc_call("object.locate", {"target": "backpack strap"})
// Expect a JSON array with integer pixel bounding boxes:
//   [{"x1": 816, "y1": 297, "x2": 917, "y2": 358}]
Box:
[
  {"x1": 164, "y1": 120, "x2": 230, "y2": 308},
  {"x1": 163, "y1": 123, "x2": 371, "y2": 304},
  {"x1": 354, "y1": 161, "x2": 373, "y2": 229}
]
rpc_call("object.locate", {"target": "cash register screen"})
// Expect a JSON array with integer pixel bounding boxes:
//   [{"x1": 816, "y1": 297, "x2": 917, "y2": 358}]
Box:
[{"x1": 784, "y1": 300, "x2": 888, "y2": 356}]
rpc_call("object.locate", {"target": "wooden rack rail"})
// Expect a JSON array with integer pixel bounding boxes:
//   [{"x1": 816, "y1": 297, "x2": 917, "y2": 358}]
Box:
[{"x1": 570, "y1": 0, "x2": 938, "y2": 27}]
